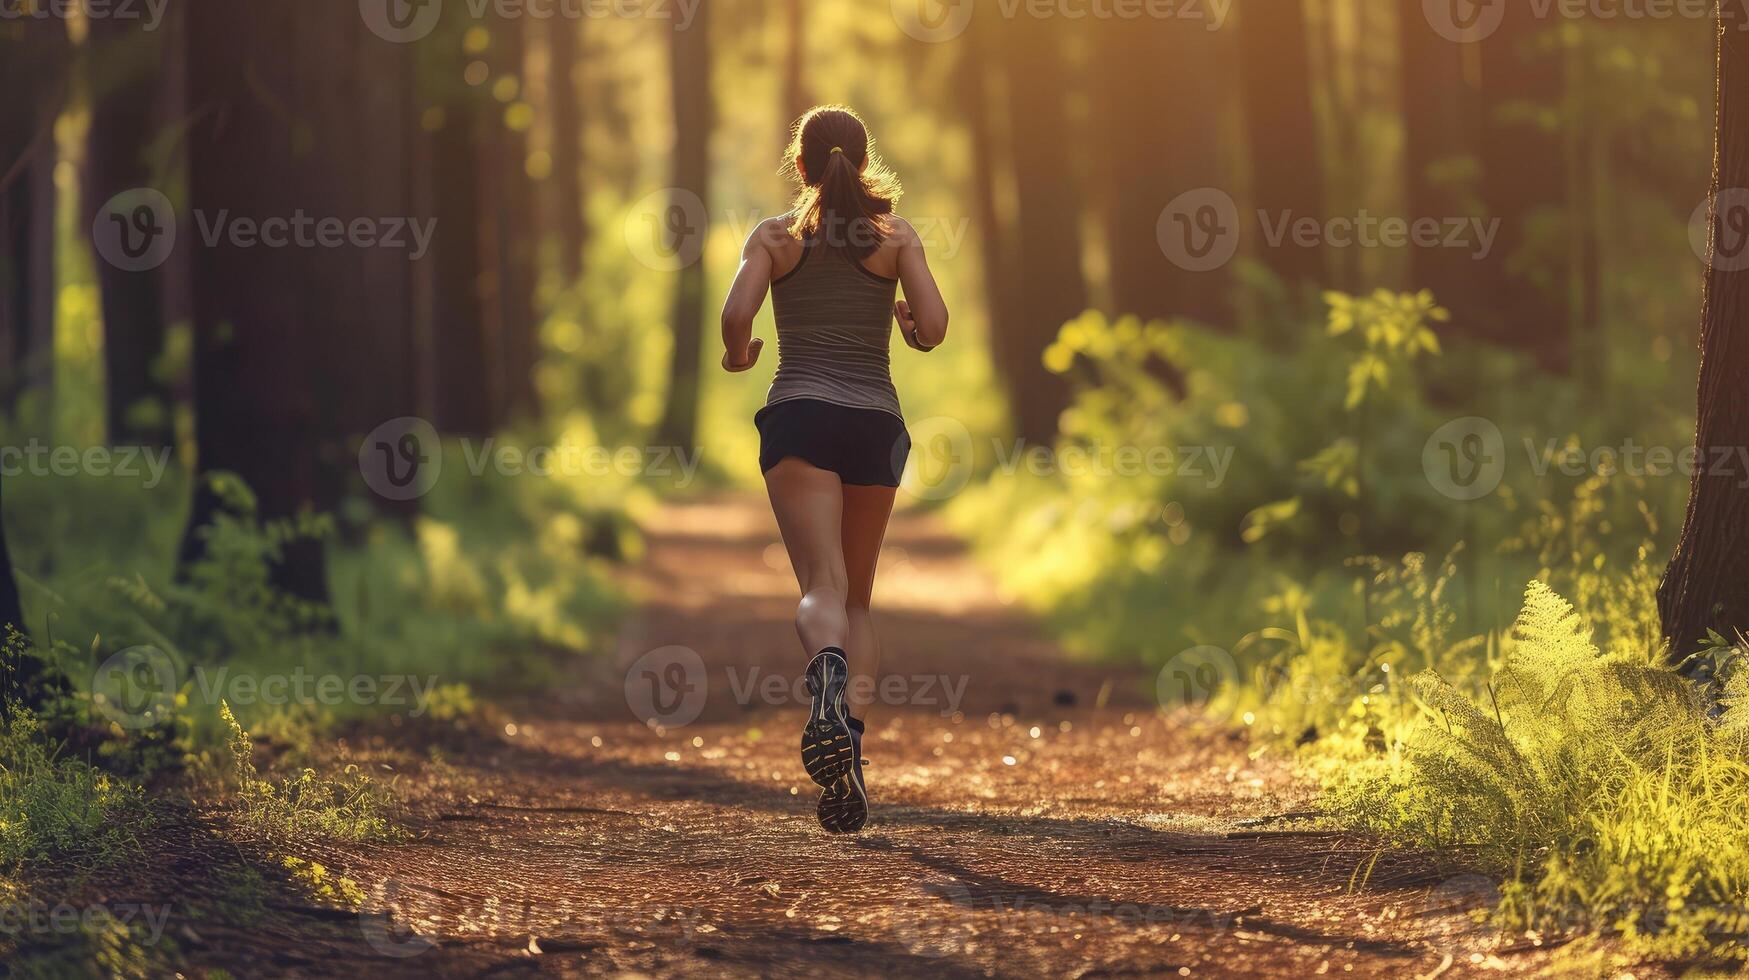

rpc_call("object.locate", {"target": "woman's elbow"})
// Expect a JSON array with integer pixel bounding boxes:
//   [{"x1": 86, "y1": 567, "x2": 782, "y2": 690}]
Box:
[{"x1": 920, "y1": 311, "x2": 949, "y2": 347}]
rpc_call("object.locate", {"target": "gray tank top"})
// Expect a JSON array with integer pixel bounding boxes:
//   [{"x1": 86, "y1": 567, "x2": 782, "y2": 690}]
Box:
[{"x1": 765, "y1": 240, "x2": 903, "y2": 419}]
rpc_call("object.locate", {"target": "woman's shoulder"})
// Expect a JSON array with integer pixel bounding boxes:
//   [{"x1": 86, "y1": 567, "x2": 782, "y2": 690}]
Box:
[{"x1": 884, "y1": 213, "x2": 919, "y2": 246}]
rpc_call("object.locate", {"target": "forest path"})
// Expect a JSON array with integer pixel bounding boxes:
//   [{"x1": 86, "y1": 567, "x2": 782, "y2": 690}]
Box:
[{"x1": 269, "y1": 495, "x2": 1571, "y2": 978}]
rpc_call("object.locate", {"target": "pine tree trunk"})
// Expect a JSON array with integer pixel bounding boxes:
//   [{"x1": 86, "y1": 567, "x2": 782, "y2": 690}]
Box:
[
  {"x1": 1099, "y1": 16, "x2": 1229, "y2": 329},
  {"x1": 549, "y1": 21, "x2": 586, "y2": 285},
  {"x1": 654, "y1": 12, "x2": 712, "y2": 452},
  {"x1": 1478, "y1": 7, "x2": 1570, "y2": 370},
  {"x1": 996, "y1": 12, "x2": 1085, "y2": 447},
  {"x1": 1238, "y1": 0, "x2": 1324, "y2": 291},
  {"x1": 0, "y1": 18, "x2": 68, "y2": 414},
  {"x1": 1398, "y1": 0, "x2": 1482, "y2": 311},
  {"x1": 84, "y1": 17, "x2": 173, "y2": 448},
  {"x1": 1658, "y1": 19, "x2": 1749, "y2": 664},
  {"x1": 176, "y1": 0, "x2": 331, "y2": 607}
]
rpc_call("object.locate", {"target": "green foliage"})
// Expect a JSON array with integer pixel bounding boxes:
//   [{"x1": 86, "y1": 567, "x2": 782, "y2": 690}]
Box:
[
  {"x1": 220, "y1": 702, "x2": 402, "y2": 844},
  {"x1": 0, "y1": 707, "x2": 151, "y2": 871},
  {"x1": 1326, "y1": 582, "x2": 1749, "y2": 961}
]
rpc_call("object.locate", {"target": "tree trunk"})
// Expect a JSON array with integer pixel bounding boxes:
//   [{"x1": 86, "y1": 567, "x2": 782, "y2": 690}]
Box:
[
  {"x1": 1658, "y1": 19, "x2": 1749, "y2": 665},
  {"x1": 1478, "y1": 7, "x2": 1570, "y2": 370},
  {"x1": 0, "y1": 18, "x2": 69, "y2": 414},
  {"x1": 176, "y1": 0, "x2": 330, "y2": 606},
  {"x1": 1238, "y1": 0, "x2": 1324, "y2": 291},
  {"x1": 995, "y1": 11, "x2": 1085, "y2": 447},
  {"x1": 782, "y1": 0, "x2": 809, "y2": 123},
  {"x1": 549, "y1": 20, "x2": 586, "y2": 285},
  {"x1": 0, "y1": 481, "x2": 21, "y2": 637},
  {"x1": 654, "y1": 10, "x2": 712, "y2": 452},
  {"x1": 84, "y1": 17, "x2": 174, "y2": 448},
  {"x1": 1398, "y1": 0, "x2": 1482, "y2": 312},
  {"x1": 1098, "y1": 17, "x2": 1229, "y2": 329},
  {"x1": 954, "y1": 18, "x2": 1019, "y2": 356}
]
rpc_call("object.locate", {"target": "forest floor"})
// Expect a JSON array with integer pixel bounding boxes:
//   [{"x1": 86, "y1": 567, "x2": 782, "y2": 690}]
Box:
[{"x1": 114, "y1": 496, "x2": 1642, "y2": 977}]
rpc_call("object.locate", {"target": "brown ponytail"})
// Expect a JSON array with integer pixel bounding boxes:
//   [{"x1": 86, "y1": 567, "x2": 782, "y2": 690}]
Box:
[{"x1": 782, "y1": 105, "x2": 901, "y2": 260}]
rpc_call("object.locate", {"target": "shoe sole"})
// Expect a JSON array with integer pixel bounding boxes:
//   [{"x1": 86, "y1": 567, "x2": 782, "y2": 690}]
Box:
[
  {"x1": 801, "y1": 654, "x2": 854, "y2": 786},
  {"x1": 817, "y1": 769, "x2": 868, "y2": 833}
]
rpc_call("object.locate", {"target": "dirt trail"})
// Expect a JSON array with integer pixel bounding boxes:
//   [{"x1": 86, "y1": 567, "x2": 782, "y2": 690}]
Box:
[{"x1": 210, "y1": 496, "x2": 1574, "y2": 977}]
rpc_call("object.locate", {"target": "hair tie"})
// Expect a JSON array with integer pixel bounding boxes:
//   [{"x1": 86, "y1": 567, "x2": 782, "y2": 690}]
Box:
[{"x1": 829, "y1": 146, "x2": 844, "y2": 155}]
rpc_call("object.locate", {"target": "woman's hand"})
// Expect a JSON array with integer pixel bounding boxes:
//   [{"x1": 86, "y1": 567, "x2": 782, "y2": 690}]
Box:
[
  {"x1": 722, "y1": 337, "x2": 765, "y2": 372},
  {"x1": 894, "y1": 300, "x2": 936, "y2": 352}
]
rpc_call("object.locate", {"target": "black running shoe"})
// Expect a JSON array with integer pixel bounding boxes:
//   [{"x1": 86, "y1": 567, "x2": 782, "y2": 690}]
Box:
[
  {"x1": 817, "y1": 719, "x2": 867, "y2": 834},
  {"x1": 801, "y1": 649, "x2": 854, "y2": 786}
]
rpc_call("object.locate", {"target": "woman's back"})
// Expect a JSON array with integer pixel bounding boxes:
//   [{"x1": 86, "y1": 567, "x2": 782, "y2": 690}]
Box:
[{"x1": 766, "y1": 238, "x2": 902, "y2": 419}]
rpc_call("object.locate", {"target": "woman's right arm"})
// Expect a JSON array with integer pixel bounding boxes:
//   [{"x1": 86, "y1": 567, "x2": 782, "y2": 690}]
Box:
[
  {"x1": 892, "y1": 218, "x2": 948, "y2": 351},
  {"x1": 720, "y1": 221, "x2": 776, "y2": 372}
]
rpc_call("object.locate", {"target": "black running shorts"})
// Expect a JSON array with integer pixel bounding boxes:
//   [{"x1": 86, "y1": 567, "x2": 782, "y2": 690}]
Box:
[{"x1": 755, "y1": 398, "x2": 912, "y2": 488}]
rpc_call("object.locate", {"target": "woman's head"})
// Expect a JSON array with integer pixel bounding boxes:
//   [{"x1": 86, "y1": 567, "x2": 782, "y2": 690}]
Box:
[{"x1": 782, "y1": 105, "x2": 901, "y2": 259}]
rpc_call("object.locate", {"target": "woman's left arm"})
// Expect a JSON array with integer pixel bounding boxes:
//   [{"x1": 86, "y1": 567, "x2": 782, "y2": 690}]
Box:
[
  {"x1": 721, "y1": 221, "x2": 776, "y2": 372},
  {"x1": 892, "y1": 218, "x2": 948, "y2": 351}
]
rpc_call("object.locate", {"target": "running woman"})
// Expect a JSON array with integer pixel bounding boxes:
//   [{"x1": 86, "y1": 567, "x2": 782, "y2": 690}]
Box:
[{"x1": 719, "y1": 105, "x2": 949, "y2": 833}]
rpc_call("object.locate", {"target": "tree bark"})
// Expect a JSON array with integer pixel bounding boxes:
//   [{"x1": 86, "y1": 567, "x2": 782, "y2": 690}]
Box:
[
  {"x1": 549, "y1": 20, "x2": 586, "y2": 285},
  {"x1": 84, "y1": 17, "x2": 174, "y2": 448},
  {"x1": 0, "y1": 18, "x2": 69, "y2": 413},
  {"x1": 654, "y1": 10, "x2": 712, "y2": 453},
  {"x1": 176, "y1": 0, "x2": 331, "y2": 606},
  {"x1": 1098, "y1": 16, "x2": 1229, "y2": 329},
  {"x1": 1398, "y1": 0, "x2": 1482, "y2": 311},
  {"x1": 1658, "y1": 18, "x2": 1749, "y2": 664},
  {"x1": 995, "y1": 11, "x2": 1085, "y2": 447},
  {"x1": 1238, "y1": 0, "x2": 1324, "y2": 291},
  {"x1": 1478, "y1": 6, "x2": 1570, "y2": 370}
]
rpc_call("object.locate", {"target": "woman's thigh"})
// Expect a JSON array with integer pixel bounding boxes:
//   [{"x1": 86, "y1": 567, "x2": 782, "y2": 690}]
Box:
[
  {"x1": 764, "y1": 457, "x2": 848, "y2": 594},
  {"x1": 841, "y1": 484, "x2": 897, "y2": 608}
]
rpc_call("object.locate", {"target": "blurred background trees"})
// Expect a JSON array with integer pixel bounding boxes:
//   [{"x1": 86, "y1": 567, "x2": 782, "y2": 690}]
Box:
[{"x1": 0, "y1": 0, "x2": 1729, "y2": 699}]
